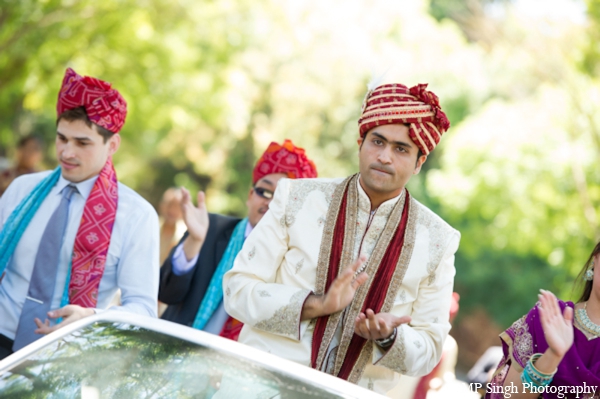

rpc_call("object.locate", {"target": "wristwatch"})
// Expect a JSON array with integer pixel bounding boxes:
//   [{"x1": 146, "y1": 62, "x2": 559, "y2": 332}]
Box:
[{"x1": 375, "y1": 327, "x2": 397, "y2": 349}]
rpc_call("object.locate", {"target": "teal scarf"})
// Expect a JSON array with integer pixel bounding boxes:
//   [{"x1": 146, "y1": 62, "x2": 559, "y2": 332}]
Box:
[
  {"x1": 0, "y1": 168, "x2": 61, "y2": 272},
  {"x1": 0, "y1": 168, "x2": 74, "y2": 318},
  {"x1": 192, "y1": 218, "x2": 248, "y2": 330}
]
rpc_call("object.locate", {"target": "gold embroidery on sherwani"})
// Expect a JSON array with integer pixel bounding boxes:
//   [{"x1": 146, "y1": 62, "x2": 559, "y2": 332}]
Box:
[
  {"x1": 379, "y1": 326, "x2": 408, "y2": 374},
  {"x1": 314, "y1": 177, "x2": 351, "y2": 295},
  {"x1": 380, "y1": 199, "x2": 418, "y2": 315},
  {"x1": 353, "y1": 188, "x2": 397, "y2": 260},
  {"x1": 294, "y1": 258, "x2": 304, "y2": 274},
  {"x1": 340, "y1": 176, "x2": 359, "y2": 279},
  {"x1": 348, "y1": 339, "x2": 375, "y2": 382},
  {"x1": 314, "y1": 175, "x2": 355, "y2": 370},
  {"x1": 416, "y1": 203, "x2": 453, "y2": 286},
  {"x1": 335, "y1": 191, "x2": 406, "y2": 376},
  {"x1": 280, "y1": 180, "x2": 336, "y2": 227},
  {"x1": 346, "y1": 197, "x2": 418, "y2": 382},
  {"x1": 254, "y1": 289, "x2": 311, "y2": 337},
  {"x1": 398, "y1": 290, "x2": 406, "y2": 303}
]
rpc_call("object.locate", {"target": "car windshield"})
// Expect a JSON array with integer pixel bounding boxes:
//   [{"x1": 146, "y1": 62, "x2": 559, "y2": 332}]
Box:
[{"x1": 0, "y1": 322, "x2": 344, "y2": 399}]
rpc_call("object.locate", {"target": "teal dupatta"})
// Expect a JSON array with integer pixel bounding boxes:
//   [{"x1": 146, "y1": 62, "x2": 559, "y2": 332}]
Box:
[
  {"x1": 0, "y1": 168, "x2": 61, "y2": 271},
  {"x1": 192, "y1": 218, "x2": 248, "y2": 330},
  {"x1": 0, "y1": 168, "x2": 78, "y2": 317}
]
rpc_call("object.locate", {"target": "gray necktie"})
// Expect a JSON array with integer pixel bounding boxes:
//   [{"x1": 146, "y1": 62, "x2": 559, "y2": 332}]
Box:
[{"x1": 13, "y1": 184, "x2": 77, "y2": 351}]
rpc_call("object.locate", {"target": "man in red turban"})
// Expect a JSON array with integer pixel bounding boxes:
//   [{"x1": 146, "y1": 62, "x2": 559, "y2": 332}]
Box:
[
  {"x1": 253, "y1": 139, "x2": 318, "y2": 183},
  {"x1": 358, "y1": 83, "x2": 450, "y2": 156},
  {"x1": 159, "y1": 139, "x2": 317, "y2": 340},
  {"x1": 0, "y1": 68, "x2": 159, "y2": 359},
  {"x1": 223, "y1": 82, "x2": 459, "y2": 395}
]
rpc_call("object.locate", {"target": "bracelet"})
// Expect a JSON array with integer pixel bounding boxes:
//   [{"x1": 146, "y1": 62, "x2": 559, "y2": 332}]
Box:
[
  {"x1": 375, "y1": 328, "x2": 397, "y2": 349},
  {"x1": 529, "y1": 353, "x2": 558, "y2": 376},
  {"x1": 521, "y1": 367, "x2": 551, "y2": 388},
  {"x1": 520, "y1": 353, "x2": 556, "y2": 388}
]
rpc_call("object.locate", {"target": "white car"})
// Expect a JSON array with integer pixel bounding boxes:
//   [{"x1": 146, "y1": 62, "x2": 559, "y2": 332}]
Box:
[{"x1": 0, "y1": 311, "x2": 387, "y2": 399}]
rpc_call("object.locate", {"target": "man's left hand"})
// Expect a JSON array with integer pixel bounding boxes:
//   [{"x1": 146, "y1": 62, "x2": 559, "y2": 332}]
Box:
[
  {"x1": 34, "y1": 305, "x2": 95, "y2": 335},
  {"x1": 354, "y1": 309, "x2": 411, "y2": 341}
]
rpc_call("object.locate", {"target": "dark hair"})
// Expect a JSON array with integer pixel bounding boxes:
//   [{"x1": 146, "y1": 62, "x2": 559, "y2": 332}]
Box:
[
  {"x1": 57, "y1": 106, "x2": 113, "y2": 143},
  {"x1": 17, "y1": 135, "x2": 43, "y2": 149},
  {"x1": 575, "y1": 241, "x2": 599, "y2": 303}
]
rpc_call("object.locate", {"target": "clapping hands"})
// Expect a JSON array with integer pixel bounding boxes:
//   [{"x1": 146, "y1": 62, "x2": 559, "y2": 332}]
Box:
[{"x1": 538, "y1": 289, "x2": 574, "y2": 359}]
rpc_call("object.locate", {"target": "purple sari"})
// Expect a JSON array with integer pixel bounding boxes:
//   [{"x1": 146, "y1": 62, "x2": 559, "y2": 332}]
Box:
[{"x1": 487, "y1": 301, "x2": 600, "y2": 399}]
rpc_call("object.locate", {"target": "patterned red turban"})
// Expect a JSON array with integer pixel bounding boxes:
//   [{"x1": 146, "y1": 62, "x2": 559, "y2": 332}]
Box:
[
  {"x1": 57, "y1": 68, "x2": 127, "y2": 134},
  {"x1": 358, "y1": 83, "x2": 450, "y2": 155},
  {"x1": 253, "y1": 139, "x2": 318, "y2": 184}
]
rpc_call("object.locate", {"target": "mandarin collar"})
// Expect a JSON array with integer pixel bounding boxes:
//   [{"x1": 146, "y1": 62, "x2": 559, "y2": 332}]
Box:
[
  {"x1": 56, "y1": 173, "x2": 99, "y2": 200},
  {"x1": 356, "y1": 174, "x2": 405, "y2": 219}
]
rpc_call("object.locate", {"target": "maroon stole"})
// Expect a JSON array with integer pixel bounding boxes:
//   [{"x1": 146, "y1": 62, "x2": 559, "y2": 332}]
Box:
[
  {"x1": 310, "y1": 174, "x2": 416, "y2": 382},
  {"x1": 219, "y1": 316, "x2": 243, "y2": 341}
]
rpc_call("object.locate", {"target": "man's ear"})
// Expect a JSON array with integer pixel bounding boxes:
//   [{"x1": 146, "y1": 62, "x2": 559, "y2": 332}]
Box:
[
  {"x1": 357, "y1": 137, "x2": 364, "y2": 148},
  {"x1": 413, "y1": 155, "x2": 427, "y2": 175},
  {"x1": 107, "y1": 133, "x2": 121, "y2": 156}
]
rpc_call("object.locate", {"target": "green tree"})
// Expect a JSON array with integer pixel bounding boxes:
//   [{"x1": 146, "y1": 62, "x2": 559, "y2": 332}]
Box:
[{"x1": 5, "y1": 0, "x2": 597, "y2": 335}]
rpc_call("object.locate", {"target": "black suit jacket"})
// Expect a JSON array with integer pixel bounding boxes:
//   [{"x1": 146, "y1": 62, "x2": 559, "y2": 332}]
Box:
[{"x1": 159, "y1": 213, "x2": 241, "y2": 326}]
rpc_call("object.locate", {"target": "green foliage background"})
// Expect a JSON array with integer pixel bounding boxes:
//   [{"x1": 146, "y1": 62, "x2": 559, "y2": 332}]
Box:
[{"x1": 1, "y1": 0, "x2": 599, "y2": 330}]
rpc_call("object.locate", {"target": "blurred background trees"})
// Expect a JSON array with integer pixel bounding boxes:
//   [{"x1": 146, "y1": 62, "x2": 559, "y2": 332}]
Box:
[{"x1": 1, "y1": 0, "x2": 598, "y2": 371}]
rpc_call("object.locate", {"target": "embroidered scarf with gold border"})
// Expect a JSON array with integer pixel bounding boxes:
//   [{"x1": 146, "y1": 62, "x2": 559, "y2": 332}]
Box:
[{"x1": 310, "y1": 173, "x2": 417, "y2": 382}]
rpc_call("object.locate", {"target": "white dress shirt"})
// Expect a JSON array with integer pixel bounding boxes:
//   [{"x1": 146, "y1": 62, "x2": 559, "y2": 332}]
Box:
[{"x1": 0, "y1": 171, "x2": 160, "y2": 340}]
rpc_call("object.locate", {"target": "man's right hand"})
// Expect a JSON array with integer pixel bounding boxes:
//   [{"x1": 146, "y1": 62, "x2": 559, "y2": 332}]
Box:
[
  {"x1": 181, "y1": 187, "x2": 210, "y2": 261},
  {"x1": 301, "y1": 255, "x2": 369, "y2": 320}
]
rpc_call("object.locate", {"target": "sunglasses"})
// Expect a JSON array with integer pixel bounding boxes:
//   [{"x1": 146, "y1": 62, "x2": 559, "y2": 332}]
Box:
[{"x1": 253, "y1": 186, "x2": 274, "y2": 199}]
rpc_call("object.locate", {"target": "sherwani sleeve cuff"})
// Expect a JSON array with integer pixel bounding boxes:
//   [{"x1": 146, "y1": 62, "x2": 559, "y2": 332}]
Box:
[
  {"x1": 373, "y1": 228, "x2": 460, "y2": 376},
  {"x1": 251, "y1": 286, "x2": 312, "y2": 341},
  {"x1": 372, "y1": 324, "x2": 408, "y2": 374},
  {"x1": 373, "y1": 323, "x2": 441, "y2": 376}
]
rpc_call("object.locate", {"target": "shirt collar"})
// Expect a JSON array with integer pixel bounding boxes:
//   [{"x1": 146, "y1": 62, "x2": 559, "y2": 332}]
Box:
[
  {"x1": 356, "y1": 174, "x2": 405, "y2": 219},
  {"x1": 244, "y1": 220, "x2": 254, "y2": 239},
  {"x1": 56, "y1": 173, "x2": 99, "y2": 200}
]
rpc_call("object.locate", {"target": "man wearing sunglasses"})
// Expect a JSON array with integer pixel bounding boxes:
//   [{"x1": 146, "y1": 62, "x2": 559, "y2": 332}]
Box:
[{"x1": 158, "y1": 140, "x2": 317, "y2": 339}]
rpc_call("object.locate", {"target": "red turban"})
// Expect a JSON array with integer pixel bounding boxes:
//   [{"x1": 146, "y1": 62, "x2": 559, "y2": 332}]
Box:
[
  {"x1": 57, "y1": 68, "x2": 127, "y2": 134},
  {"x1": 252, "y1": 139, "x2": 318, "y2": 184},
  {"x1": 358, "y1": 83, "x2": 450, "y2": 155}
]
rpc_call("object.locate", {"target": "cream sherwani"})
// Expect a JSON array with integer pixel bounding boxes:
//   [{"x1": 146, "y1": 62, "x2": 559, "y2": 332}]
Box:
[{"x1": 223, "y1": 176, "x2": 459, "y2": 395}]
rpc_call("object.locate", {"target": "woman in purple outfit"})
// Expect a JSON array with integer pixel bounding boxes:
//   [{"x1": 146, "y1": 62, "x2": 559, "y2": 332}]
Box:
[{"x1": 487, "y1": 242, "x2": 600, "y2": 399}]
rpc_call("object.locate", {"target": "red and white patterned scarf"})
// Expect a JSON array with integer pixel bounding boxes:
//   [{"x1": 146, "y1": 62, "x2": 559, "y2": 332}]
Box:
[{"x1": 68, "y1": 158, "x2": 118, "y2": 307}]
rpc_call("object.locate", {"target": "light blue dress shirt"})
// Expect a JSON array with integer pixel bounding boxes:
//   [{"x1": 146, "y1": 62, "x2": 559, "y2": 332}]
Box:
[{"x1": 0, "y1": 171, "x2": 160, "y2": 340}]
